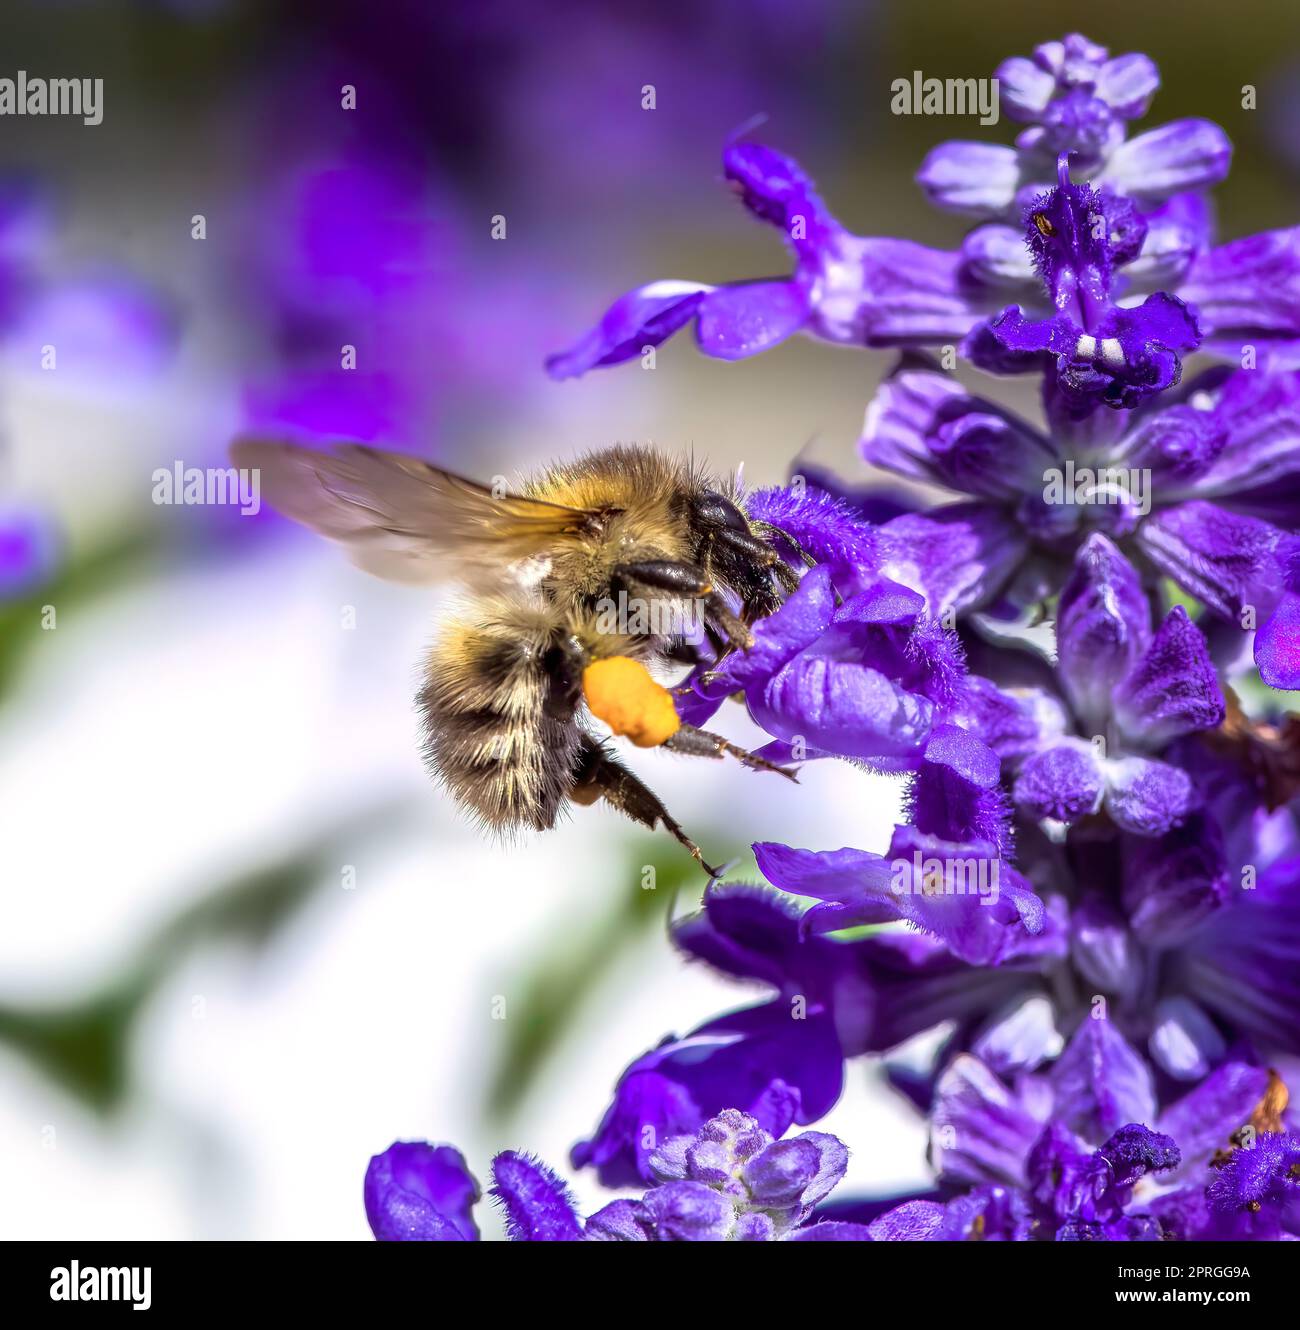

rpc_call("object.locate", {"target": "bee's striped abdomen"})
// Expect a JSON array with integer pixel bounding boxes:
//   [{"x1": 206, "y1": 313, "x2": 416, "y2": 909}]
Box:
[{"x1": 419, "y1": 596, "x2": 580, "y2": 832}]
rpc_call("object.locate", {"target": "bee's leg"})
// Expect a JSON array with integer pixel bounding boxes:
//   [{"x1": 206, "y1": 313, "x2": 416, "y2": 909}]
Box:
[
  {"x1": 661, "y1": 621, "x2": 730, "y2": 669},
  {"x1": 609, "y1": 560, "x2": 753, "y2": 652},
  {"x1": 570, "y1": 737, "x2": 722, "y2": 877},
  {"x1": 767, "y1": 559, "x2": 803, "y2": 596},
  {"x1": 709, "y1": 524, "x2": 803, "y2": 613},
  {"x1": 747, "y1": 520, "x2": 820, "y2": 572},
  {"x1": 664, "y1": 724, "x2": 799, "y2": 783}
]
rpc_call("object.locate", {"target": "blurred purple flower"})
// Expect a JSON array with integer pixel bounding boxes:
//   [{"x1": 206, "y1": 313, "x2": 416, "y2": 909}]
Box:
[{"x1": 0, "y1": 508, "x2": 59, "y2": 600}]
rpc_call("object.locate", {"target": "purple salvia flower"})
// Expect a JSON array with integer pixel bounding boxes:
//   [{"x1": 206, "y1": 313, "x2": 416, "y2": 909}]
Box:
[
  {"x1": 967, "y1": 154, "x2": 1202, "y2": 409},
  {"x1": 364, "y1": 31, "x2": 1300, "y2": 1246}
]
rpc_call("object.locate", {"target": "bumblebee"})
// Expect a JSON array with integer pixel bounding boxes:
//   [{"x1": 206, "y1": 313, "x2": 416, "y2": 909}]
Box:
[{"x1": 231, "y1": 440, "x2": 803, "y2": 872}]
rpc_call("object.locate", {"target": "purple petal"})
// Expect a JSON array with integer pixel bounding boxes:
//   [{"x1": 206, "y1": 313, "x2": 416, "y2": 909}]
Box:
[
  {"x1": 1097, "y1": 1122, "x2": 1180, "y2": 1187},
  {"x1": 693, "y1": 1004, "x2": 844, "y2": 1127},
  {"x1": 1117, "y1": 803, "x2": 1229, "y2": 941},
  {"x1": 935, "y1": 1185, "x2": 1032, "y2": 1240},
  {"x1": 788, "y1": 1220, "x2": 875, "y2": 1241},
  {"x1": 994, "y1": 56, "x2": 1059, "y2": 121},
  {"x1": 671, "y1": 883, "x2": 807, "y2": 989},
  {"x1": 1056, "y1": 534, "x2": 1151, "y2": 726},
  {"x1": 1119, "y1": 393, "x2": 1229, "y2": 485},
  {"x1": 916, "y1": 141, "x2": 1021, "y2": 217},
  {"x1": 791, "y1": 1131, "x2": 850, "y2": 1207},
  {"x1": 875, "y1": 503, "x2": 1027, "y2": 616},
  {"x1": 1026, "y1": 1121, "x2": 1106, "y2": 1227},
  {"x1": 1125, "y1": 191, "x2": 1213, "y2": 287},
  {"x1": 750, "y1": 650, "x2": 935, "y2": 764},
  {"x1": 961, "y1": 224, "x2": 1039, "y2": 289},
  {"x1": 743, "y1": 484, "x2": 877, "y2": 582},
  {"x1": 545, "y1": 280, "x2": 712, "y2": 379},
  {"x1": 1257, "y1": 590, "x2": 1300, "y2": 688},
  {"x1": 642, "y1": 1180, "x2": 736, "y2": 1241},
  {"x1": 1070, "y1": 893, "x2": 1143, "y2": 1002},
  {"x1": 861, "y1": 367, "x2": 1056, "y2": 499},
  {"x1": 1181, "y1": 226, "x2": 1300, "y2": 351},
  {"x1": 832, "y1": 589, "x2": 966, "y2": 708},
  {"x1": 1157, "y1": 1062, "x2": 1271, "y2": 1175},
  {"x1": 866, "y1": 1199, "x2": 946, "y2": 1241},
  {"x1": 1098, "y1": 118, "x2": 1233, "y2": 202},
  {"x1": 1093, "y1": 53, "x2": 1159, "y2": 117},
  {"x1": 1137, "y1": 499, "x2": 1287, "y2": 620},
  {"x1": 907, "y1": 726, "x2": 1012, "y2": 856},
  {"x1": 1149, "y1": 996, "x2": 1226, "y2": 1081},
  {"x1": 722, "y1": 141, "x2": 837, "y2": 255},
  {"x1": 977, "y1": 305, "x2": 1074, "y2": 360},
  {"x1": 930, "y1": 1053, "x2": 1051, "y2": 1187},
  {"x1": 833, "y1": 236, "x2": 986, "y2": 346},
  {"x1": 1091, "y1": 292, "x2": 1202, "y2": 405},
  {"x1": 971, "y1": 993, "x2": 1065, "y2": 1075},
  {"x1": 754, "y1": 841, "x2": 901, "y2": 934},
  {"x1": 1113, "y1": 605, "x2": 1226, "y2": 747},
  {"x1": 584, "y1": 1198, "x2": 653, "y2": 1242},
  {"x1": 709, "y1": 564, "x2": 836, "y2": 695},
  {"x1": 1020, "y1": 90, "x2": 1124, "y2": 168},
  {"x1": 1189, "y1": 370, "x2": 1300, "y2": 499},
  {"x1": 365, "y1": 1141, "x2": 481, "y2": 1242},
  {"x1": 974, "y1": 289, "x2": 1201, "y2": 408},
  {"x1": 733, "y1": 1211, "x2": 777, "y2": 1241},
  {"x1": 759, "y1": 830, "x2": 1041, "y2": 966},
  {"x1": 741, "y1": 1137, "x2": 822, "y2": 1206},
  {"x1": 696, "y1": 279, "x2": 810, "y2": 359},
  {"x1": 1049, "y1": 1018, "x2": 1156, "y2": 1144},
  {"x1": 571, "y1": 1002, "x2": 839, "y2": 1187},
  {"x1": 1180, "y1": 857, "x2": 1300, "y2": 1054},
  {"x1": 952, "y1": 677, "x2": 1068, "y2": 763}
]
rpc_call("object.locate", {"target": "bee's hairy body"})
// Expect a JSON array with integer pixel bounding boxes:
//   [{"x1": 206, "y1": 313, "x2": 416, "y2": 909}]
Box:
[
  {"x1": 232, "y1": 437, "x2": 797, "y2": 863},
  {"x1": 422, "y1": 448, "x2": 764, "y2": 834}
]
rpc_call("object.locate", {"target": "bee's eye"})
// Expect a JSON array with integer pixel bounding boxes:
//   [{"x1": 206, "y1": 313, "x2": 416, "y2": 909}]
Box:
[
  {"x1": 693, "y1": 490, "x2": 749, "y2": 532},
  {"x1": 1032, "y1": 212, "x2": 1056, "y2": 238}
]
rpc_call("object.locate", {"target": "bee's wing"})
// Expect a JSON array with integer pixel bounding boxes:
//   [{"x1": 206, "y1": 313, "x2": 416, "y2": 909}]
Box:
[{"x1": 232, "y1": 438, "x2": 605, "y2": 585}]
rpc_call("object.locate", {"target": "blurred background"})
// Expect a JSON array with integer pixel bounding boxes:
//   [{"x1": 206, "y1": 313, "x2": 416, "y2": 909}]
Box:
[{"x1": 1, "y1": 0, "x2": 1297, "y2": 1239}]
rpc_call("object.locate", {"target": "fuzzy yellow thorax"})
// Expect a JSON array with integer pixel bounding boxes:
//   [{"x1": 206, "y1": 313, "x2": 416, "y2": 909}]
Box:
[{"x1": 582, "y1": 656, "x2": 682, "y2": 748}]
